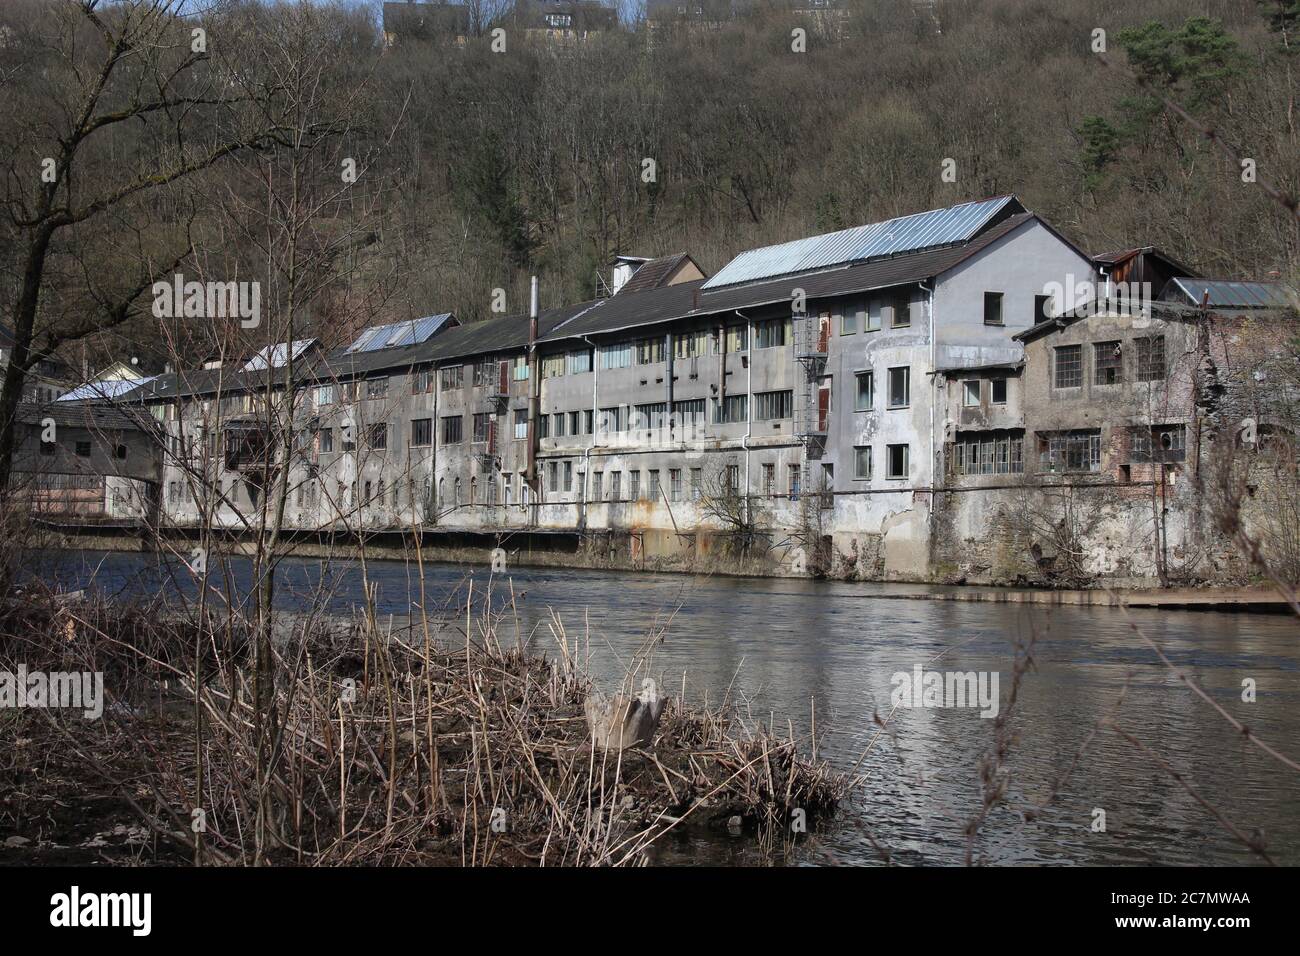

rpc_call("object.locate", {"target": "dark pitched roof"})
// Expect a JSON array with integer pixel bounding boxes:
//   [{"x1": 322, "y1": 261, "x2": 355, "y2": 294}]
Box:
[
  {"x1": 616, "y1": 252, "x2": 701, "y2": 295},
  {"x1": 15, "y1": 400, "x2": 149, "y2": 432}
]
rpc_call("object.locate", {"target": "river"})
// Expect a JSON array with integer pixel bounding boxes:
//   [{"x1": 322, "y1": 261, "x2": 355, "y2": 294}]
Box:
[{"x1": 36, "y1": 548, "x2": 1300, "y2": 866}]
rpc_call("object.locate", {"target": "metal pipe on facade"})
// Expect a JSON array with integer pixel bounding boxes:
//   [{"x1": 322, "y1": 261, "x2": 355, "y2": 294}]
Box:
[{"x1": 526, "y1": 276, "x2": 540, "y2": 495}]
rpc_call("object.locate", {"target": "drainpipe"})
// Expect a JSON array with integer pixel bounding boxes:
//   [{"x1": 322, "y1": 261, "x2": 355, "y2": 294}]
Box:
[
  {"x1": 526, "y1": 276, "x2": 539, "y2": 503},
  {"x1": 734, "y1": 311, "x2": 754, "y2": 523},
  {"x1": 581, "y1": 335, "x2": 598, "y2": 517},
  {"x1": 921, "y1": 280, "x2": 935, "y2": 499}
]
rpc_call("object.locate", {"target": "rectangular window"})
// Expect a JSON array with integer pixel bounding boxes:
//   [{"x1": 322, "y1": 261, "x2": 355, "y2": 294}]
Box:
[
  {"x1": 756, "y1": 318, "x2": 791, "y2": 349},
  {"x1": 669, "y1": 468, "x2": 682, "y2": 501},
  {"x1": 1131, "y1": 424, "x2": 1187, "y2": 463},
  {"x1": 674, "y1": 329, "x2": 708, "y2": 359},
  {"x1": 551, "y1": 412, "x2": 567, "y2": 438},
  {"x1": 317, "y1": 427, "x2": 334, "y2": 453},
  {"x1": 610, "y1": 471, "x2": 622, "y2": 501},
  {"x1": 440, "y1": 365, "x2": 463, "y2": 390},
  {"x1": 366, "y1": 377, "x2": 389, "y2": 399},
  {"x1": 1054, "y1": 345, "x2": 1082, "y2": 389},
  {"x1": 713, "y1": 394, "x2": 749, "y2": 424},
  {"x1": 512, "y1": 355, "x2": 530, "y2": 381},
  {"x1": 724, "y1": 324, "x2": 748, "y2": 353},
  {"x1": 634, "y1": 402, "x2": 669, "y2": 430},
  {"x1": 599, "y1": 405, "x2": 628, "y2": 433},
  {"x1": 537, "y1": 414, "x2": 550, "y2": 439},
  {"x1": 754, "y1": 390, "x2": 793, "y2": 421},
  {"x1": 1038, "y1": 429, "x2": 1101, "y2": 472},
  {"x1": 855, "y1": 371, "x2": 874, "y2": 411},
  {"x1": 992, "y1": 378, "x2": 1008, "y2": 404},
  {"x1": 473, "y1": 413, "x2": 492, "y2": 443},
  {"x1": 563, "y1": 461, "x2": 573, "y2": 491},
  {"x1": 368, "y1": 423, "x2": 388, "y2": 450},
  {"x1": 762, "y1": 463, "x2": 775, "y2": 496},
  {"x1": 1136, "y1": 336, "x2": 1166, "y2": 381},
  {"x1": 673, "y1": 398, "x2": 706, "y2": 427},
  {"x1": 787, "y1": 464, "x2": 799, "y2": 497},
  {"x1": 728, "y1": 464, "x2": 741, "y2": 493},
  {"x1": 952, "y1": 430, "x2": 1025, "y2": 475},
  {"x1": 648, "y1": 469, "x2": 661, "y2": 501},
  {"x1": 473, "y1": 358, "x2": 497, "y2": 387},
  {"x1": 315, "y1": 383, "x2": 335, "y2": 407},
  {"x1": 547, "y1": 462, "x2": 559, "y2": 493},
  {"x1": 888, "y1": 367, "x2": 910, "y2": 408},
  {"x1": 411, "y1": 368, "x2": 435, "y2": 394},
  {"x1": 441, "y1": 416, "x2": 463, "y2": 444},
  {"x1": 841, "y1": 308, "x2": 857, "y2": 335},
  {"x1": 690, "y1": 468, "x2": 702, "y2": 500},
  {"x1": 599, "y1": 343, "x2": 632, "y2": 369},
  {"x1": 411, "y1": 419, "x2": 431, "y2": 447},
  {"x1": 962, "y1": 380, "x2": 981, "y2": 407},
  {"x1": 593, "y1": 472, "x2": 603, "y2": 500},
  {"x1": 513, "y1": 409, "x2": 527, "y2": 440},
  {"x1": 629, "y1": 471, "x2": 641, "y2": 500},
  {"x1": 984, "y1": 291, "x2": 1004, "y2": 326},
  {"x1": 886, "y1": 443, "x2": 910, "y2": 479},
  {"x1": 1094, "y1": 341, "x2": 1122, "y2": 385},
  {"x1": 890, "y1": 292, "x2": 911, "y2": 328},
  {"x1": 636, "y1": 337, "x2": 666, "y2": 365},
  {"x1": 854, "y1": 446, "x2": 872, "y2": 479},
  {"x1": 541, "y1": 354, "x2": 566, "y2": 378}
]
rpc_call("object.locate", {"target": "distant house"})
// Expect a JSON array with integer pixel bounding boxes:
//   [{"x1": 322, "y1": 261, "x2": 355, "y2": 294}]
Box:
[
  {"x1": 519, "y1": 0, "x2": 618, "y2": 41},
  {"x1": 381, "y1": 1, "x2": 471, "y2": 47}
]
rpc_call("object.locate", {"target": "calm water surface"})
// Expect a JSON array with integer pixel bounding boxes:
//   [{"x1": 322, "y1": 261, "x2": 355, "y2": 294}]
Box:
[{"x1": 37, "y1": 549, "x2": 1300, "y2": 866}]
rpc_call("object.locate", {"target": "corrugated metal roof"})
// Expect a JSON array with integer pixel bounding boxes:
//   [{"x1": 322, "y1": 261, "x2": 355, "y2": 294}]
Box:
[
  {"x1": 701, "y1": 196, "x2": 1020, "y2": 290},
  {"x1": 1168, "y1": 278, "x2": 1294, "y2": 309}
]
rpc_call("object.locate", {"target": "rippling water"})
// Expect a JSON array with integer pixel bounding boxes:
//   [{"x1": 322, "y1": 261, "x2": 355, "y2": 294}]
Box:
[{"x1": 37, "y1": 549, "x2": 1300, "y2": 866}]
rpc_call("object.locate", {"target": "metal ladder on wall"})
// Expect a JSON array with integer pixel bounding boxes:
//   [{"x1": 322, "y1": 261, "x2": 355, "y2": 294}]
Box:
[{"x1": 793, "y1": 310, "x2": 827, "y2": 497}]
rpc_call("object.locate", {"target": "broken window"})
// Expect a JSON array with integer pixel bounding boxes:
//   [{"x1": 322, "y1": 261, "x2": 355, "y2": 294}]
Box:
[
  {"x1": 762, "y1": 463, "x2": 775, "y2": 495},
  {"x1": 1094, "y1": 341, "x2": 1122, "y2": 385},
  {"x1": 439, "y1": 366, "x2": 463, "y2": 390},
  {"x1": 439, "y1": 416, "x2": 462, "y2": 444},
  {"x1": 886, "y1": 444, "x2": 909, "y2": 479},
  {"x1": 1033, "y1": 294, "x2": 1052, "y2": 324},
  {"x1": 1136, "y1": 336, "x2": 1166, "y2": 381},
  {"x1": 1054, "y1": 345, "x2": 1082, "y2": 389},
  {"x1": 669, "y1": 468, "x2": 682, "y2": 501},
  {"x1": 1038, "y1": 429, "x2": 1101, "y2": 472},
  {"x1": 472, "y1": 413, "x2": 491, "y2": 444},
  {"x1": 854, "y1": 446, "x2": 872, "y2": 480},
  {"x1": 952, "y1": 430, "x2": 1025, "y2": 476},
  {"x1": 855, "y1": 371, "x2": 874, "y2": 411},
  {"x1": 1131, "y1": 424, "x2": 1186, "y2": 463}
]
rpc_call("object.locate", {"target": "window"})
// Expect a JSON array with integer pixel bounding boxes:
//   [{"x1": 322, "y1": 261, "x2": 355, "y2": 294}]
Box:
[
  {"x1": 541, "y1": 354, "x2": 565, "y2": 378},
  {"x1": 473, "y1": 413, "x2": 492, "y2": 443},
  {"x1": 512, "y1": 355, "x2": 529, "y2": 381},
  {"x1": 1131, "y1": 424, "x2": 1187, "y2": 463},
  {"x1": 315, "y1": 383, "x2": 335, "y2": 407},
  {"x1": 565, "y1": 349, "x2": 592, "y2": 375},
  {"x1": 551, "y1": 412, "x2": 566, "y2": 438},
  {"x1": 854, "y1": 446, "x2": 872, "y2": 480},
  {"x1": 992, "y1": 378, "x2": 1008, "y2": 405},
  {"x1": 756, "y1": 318, "x2": 791, "y2": 349},
  {"x1": 1136, "y1": 336, "x2": 1165, "y2": 381},
  {"x1": 888, "y1": 367, "x2": 910, "y2": 408},
  {"x1": 411, "y1": 368, "x2": 435, "y2": 394},
  {"x1": 669, "y1": 468, "x2": 682, "y2": 501},
  {"x1": 364, "y1": 481, "x2": 373, "y2": 506},
  {"x1": 366, "y1": 377, "x2": 389, "y2": 399},
  {"x1": 634, "y1": 402, "x2": 668, "y2": 430},
  {"x1": 368, "y1": 423, "x2": 388, "y2": 450},
  {"x1": 1034, "y1": 294, "x2": 1053, "y2": 324},
  {"x1": 599, "y1": 405, "x2": 628, "y2": 433},
  {"x1": 648, "y1": 469, "x2": 661, "y2": 501},
  {"x1": 74, "y1": 440, "x2": 91, "y2": 458},
  {"x1": 984, "y1": 292, "x2": 1004, "y2": 326},
  {"x1": 568, "y1": 410, "x2": 582, "y2": 436},
  {"x1": 754, "y1": 390, "x2": 793, "y2": 421},
  {"x1": 610, "y1": 471, "x2": 622, "y2": 500},
  {"x1": 674, "y1": 329, "x2": 708, "y2": 359},
  {"x1": 538, "y1": 414, "x2": 550, "y2": 439},
  {"x1": 886, "y1": 443, "x2": 910, "y2": 479},
  {"x1": 473, "y1": 358, "x2": 497, "y2": 387},
  {"x1": 762, "y1": 463, "x2": 775, "y2": 495},
  {"x1": 1038, "y1": 430, "x2": 1101, "y2": 472},
  {"x1": 728, "y1": 464, "x2": 741, "y2": 493},
  {"x1": 841, "y1": 308, "x2": 857, "y2": 335},
  {"x1": 690, "y1": 468, "x2": 702, "y2": 500},
  {"x1": 563, "y1": 461, "x2": 573, "y2": 491},
  {"x1": 855, "y1": 371, "x2": 874, "y2": 411},
  {"x1": 411, "y1": 418, "x2": 432, "y2": 447},
  {"x1": 673, "y1": 399, "x2": 706, "y2": 427},
  {"x1": 1054, "y1": 345, "x2": 1082, "y2": 389},
  {"x1": 547, "y1": 462, "x2": 559, "y2": 494},
  {"x1": 629, "y1": 471, "x2": 641, "y2": 500},
  {"x1": 962, "y1": 380, "x2": 980, "y2": 407},
  {"x1": 890, "y1": 292, "x2": 911, "y2": 328},
  {"x1": 724, "y1": 324, "x2": 748, "y2": 353},
  {"x1": 599, "y1": 343, "x2": 632, "y2": 369},
  {"x1": 317, "y1": 427, "x2": 334, "y2": 453},
  {"x1": 513, "y1": 409, "x2": 527, "y2": 440},
  {"x1": 787, "y1": 464, "x2": 799, "y2": 497},
  {"x1": 952, "y1": 430, "x2": 1025, "y2": 475},
  {"x1": 713, "y1": 394, "x2": 748, "y2": 424},
  {"x1": 440, "y1": 416, "x2": 464, "y2": 444},
  {"x1": 440, "y1": 365, "x2": 463, "y2": 390},
  {"x1": 593, "y1": 472, "x2": 603, "y2": 499},
  {"x1": 1094, "y1": 341, "x2": 1122, "y2": 385},
  {"x1": 636, "y1": 337, "x2": 665, "y2": 365}
]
